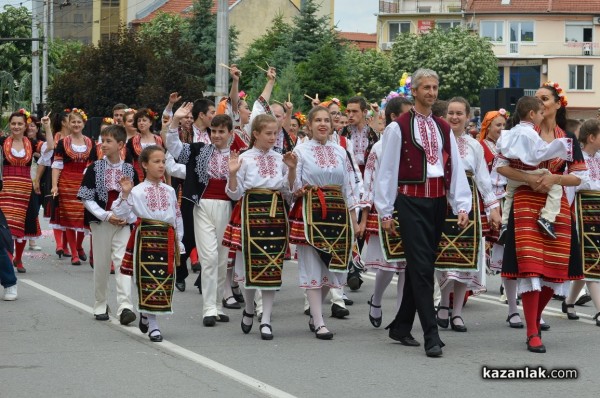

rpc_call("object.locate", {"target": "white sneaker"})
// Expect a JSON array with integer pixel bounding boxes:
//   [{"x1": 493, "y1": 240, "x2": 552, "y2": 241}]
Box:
[{"x1": 3, "y1": 284, "x2": 17, "y2": 301}]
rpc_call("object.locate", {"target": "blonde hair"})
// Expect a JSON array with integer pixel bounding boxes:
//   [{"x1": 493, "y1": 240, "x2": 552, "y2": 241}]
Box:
[{"x1": 249, "y1": 114, "x2": 277, "y2": 148}]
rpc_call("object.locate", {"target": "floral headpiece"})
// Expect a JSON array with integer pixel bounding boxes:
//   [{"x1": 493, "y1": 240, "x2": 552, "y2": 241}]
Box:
[
  {"x1": 543, "y1": 81, "x2": 568, "y2": 107},
  {"x1": 17, "y1": 108, "x2": 32, "y2": 124},
  {"x1": 102, "y1": 117, "x2": 114, "y2": 125},
  {"x1": 293, "y1": 112, "x2": 306, "y2": 126},
  {"x1": 123, "y1": 108, "x2": 137, "y2": 114},
  {"x1": 498, "y1": 108, "x2": 510, "y2": 119},
  {"x1": 146, "y1": 109, "x2": 158, "y2": 120},
  {"x1": 65, "y1": 108, "x2": 88, "y2": 122},
  {"x1": 478, "y1": 109, "x2": 509, "y2": 141},
  {"x1": 238, "y1": 90, "x2": 248, "y2": 101}
]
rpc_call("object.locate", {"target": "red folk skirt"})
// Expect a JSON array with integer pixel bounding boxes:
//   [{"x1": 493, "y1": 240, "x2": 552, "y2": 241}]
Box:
[
  {"x1": 55, "y1": 162, "x2": 87, "y2": 231},
  {"x1": 0, "y1": 165, "x2": 37, "y2": 240}
]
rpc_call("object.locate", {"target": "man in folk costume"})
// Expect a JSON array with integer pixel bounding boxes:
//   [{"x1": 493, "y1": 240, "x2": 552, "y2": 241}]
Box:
[
  {"x1": 375, "y1": 69, "x2": 472, "y2": 357},
  {"x1": 166, "y1": 103, "x2": 246, "y2": 327},
  {"x1": 269, "y1": 102, "x2": 295, "y2": 155}
]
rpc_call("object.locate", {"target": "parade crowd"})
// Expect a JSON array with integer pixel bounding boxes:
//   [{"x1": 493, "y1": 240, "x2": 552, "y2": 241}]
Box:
[{"x1": 1, "y1": 66, "x2": 599, "y2": 357}]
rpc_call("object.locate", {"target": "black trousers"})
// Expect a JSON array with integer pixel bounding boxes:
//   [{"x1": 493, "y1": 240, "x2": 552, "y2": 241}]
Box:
[{"x1": 388, "y1": 194, "x2": 447, "y2": 350}]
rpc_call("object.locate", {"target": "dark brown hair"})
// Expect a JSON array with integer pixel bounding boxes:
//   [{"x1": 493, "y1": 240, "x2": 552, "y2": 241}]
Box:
[{"x1": 578, "y1": 119, "x2": 600, "y2": 145}]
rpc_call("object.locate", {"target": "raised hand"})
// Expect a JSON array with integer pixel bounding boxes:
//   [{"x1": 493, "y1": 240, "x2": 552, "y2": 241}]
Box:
[
  {"x1": 267, "y1": 66, "x2": 277, "y2": 81},
  {"x1": 283, "y1": 152, "x2": 298, "y2": 168},
  {"x1": 229, "y1": 150, "x2": 243, "y2": 174},
  {"x1": 173, "y1": 102, "x2": 193, "y2": 121},
  {"x1": 119, "y1": 176, "x2": 134, "y2": 195},
  {"x1": 230, "y1": 64, "x2": 241, "y2": 80},
  {"x1": 169, "y1": 92, "x2": 182, "y2": 104},
  {"x1": 41, "y1": 111, "x2": 52, "y2": 127},
  {"x1": 284, "y1": 101, "x2": 293, "y2": 113}
]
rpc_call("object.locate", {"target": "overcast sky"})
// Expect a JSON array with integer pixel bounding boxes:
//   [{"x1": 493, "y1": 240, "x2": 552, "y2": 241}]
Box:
[
  {"x1": 334, "y1": 0, "x2": 378, "y2": 33},
  {"x1": 1, "y1": 0, "x2": 379, "y2": 34}
]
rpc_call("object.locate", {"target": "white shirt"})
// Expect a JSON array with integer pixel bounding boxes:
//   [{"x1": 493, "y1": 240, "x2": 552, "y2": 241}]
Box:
[
  {"x1": 226, "y1": 147, "x2": 290, "y2": 201},
  {"x1": 577, "y1": 150, "x2": 600, "y2": 191},
  {"x1": 374, "y1": 116, "x2": 472, "y2": 219},
  {"x1": 292, "y1": 139, "x2": 361, "y2": 211},
  {"x1": 112, "y1": 180, "x2": 185, "y2": 253}
]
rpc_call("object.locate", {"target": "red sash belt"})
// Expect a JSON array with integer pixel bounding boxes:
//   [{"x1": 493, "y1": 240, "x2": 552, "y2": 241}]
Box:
[
  {"x1": 203, "y1": 179, "x2": 229, "y2": 200},
  {"x1": 398, "y1": 177, "x2": 445, "y2": 198}
]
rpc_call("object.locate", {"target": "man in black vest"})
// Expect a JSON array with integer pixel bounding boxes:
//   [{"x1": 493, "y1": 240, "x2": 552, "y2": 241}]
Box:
[{"x1": 374, "y1": 68, "x2": 472, "y2": 357}]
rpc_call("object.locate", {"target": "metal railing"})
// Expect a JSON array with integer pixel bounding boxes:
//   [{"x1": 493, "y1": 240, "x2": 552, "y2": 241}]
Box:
[{"x1": 492, "y1": 41, "x2": 597, "y2": 57}]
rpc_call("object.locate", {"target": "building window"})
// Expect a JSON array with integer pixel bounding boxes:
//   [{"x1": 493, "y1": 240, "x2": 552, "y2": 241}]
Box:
[
  {"x1": 73, "y1": 13, "x2": 83, "y2": 24},
  {"x1": 102, "y1": 0, "x2": 120, "y2": 6},
  {"x1": 389, "y1": 22, "x2": 411, "y2": 41},
  {"x1": 569, "y1": 65, "x2": 593, "y2": 90},
  {"x1": 565, "y1": 23, "x2": 593, "y2": 42},
  {"x1": 418, "y1": 6, "x2": 431, "y2": 13},
  {"x1": 510, "y1": 21, "x2": 534, "y2": 43},
  {"x1": 480, "y1": 21, "x2": 504, "y2": 42},
  {"x1": 509, "y1": 66, "x2": 541, "y2": 89},
  {"x1": 437, "y1": 21, "x2": 461, "y2": 31}
]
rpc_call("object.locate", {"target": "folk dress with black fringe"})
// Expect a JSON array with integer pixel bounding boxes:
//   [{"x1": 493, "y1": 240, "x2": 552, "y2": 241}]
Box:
[
  {"x1": 223, "y1": 147, "x2": 291, "y2": 289},
  {"x1": 116, "y1": 180, "x2": 184, "y2": 314},
  {"x1": 125, "y1": 134, "x2": 163, "y2": 183},
  {"x1": 0, "y1": 136, "x2": 42, "y2": 241},
  {"x1": 500, "y1": 128, "x2": 587, "y2": 296},
  {"x1": 51, "y1": 136, "x2": 95, "y2": 232},
  {"x1": 435, "y1": 133, "x2": 499, "y2": 293},
  {"x1": 288, "y1": 139, "x2": 361, "y2": 289},
  {"x1": 360, "y1": 140, "x2": 406, "y2": 272},
  {"x1": 575, "y1": 150, "x2": 600, "y2": 281}
]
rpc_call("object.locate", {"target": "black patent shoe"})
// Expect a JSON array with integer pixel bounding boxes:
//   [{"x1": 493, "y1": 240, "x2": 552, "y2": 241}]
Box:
[
  {"x1": 241, "y1": 310, "x2": 254, "y2": 334},
  {"x1": 450, "y1": 315, "x2": 467, "y2": 332},
  {"x1": 223, "y1": 296, "x2": 242, "y2": 309},
  {"x1": 260, "y1": 324, "x2": 273, "y2": 340},
  {"x1": 331, "y1": 303, "x2": 349, "y2": 318},
  {"x1": 593, "y1": 312, "x2": 600, "y2": 327},
  {"x1": 231, "y1": 284, "x2": 245, "y2": 303},
  {"x1": 561, "y1": 301, "x2": 579, "y2": 320},
  {"x1": 95, "y1": 311, "x2": 109, "y2": 321},
  {"x1": 526, "y1": 334, "x2": 546, "y2": 353},
  {"x1": 436, "y1": 306, "x2": 450, "y2": 329},
  {"x1": 175, "y1": 281, "x2": 186, "y2": 292},
  {"x1": 506, "y1": 313, "x2": 524, "y2": 328},
  {"x1": 425, "y1": 345, "x2": 443, "y2": 357},
  {"x1": 315, "y1": 325, "x2": 333, "y2": 340},
  {"x1": 139, "y1": 314, "x2": 149, "y2": 333},
  {"x1": 149, "y1": 329, "x2": 163, "y2": 342},
  {"x1": 203, "y1": 316, "x2": 216, "y2": 327},
  {"x1": 368, "y1": 295, "x2": 382, "y2": 328}
]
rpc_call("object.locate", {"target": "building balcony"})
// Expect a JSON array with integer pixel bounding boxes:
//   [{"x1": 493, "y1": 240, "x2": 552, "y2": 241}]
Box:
[
  {"x1": 492, "y1": 41, "x2": 598, "y2": 58},
  {"x1": 378, "y1": 1, "x2": 462, "y2": 15}
]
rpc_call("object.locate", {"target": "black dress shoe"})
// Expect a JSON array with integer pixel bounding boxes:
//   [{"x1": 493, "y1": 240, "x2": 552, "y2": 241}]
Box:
[
  {"x1": 78, "y1": 251, "x2": 88, "y2": 262},
  {"x1": 575, "y1": 294, "x2": 592, "y2": 306},
  {"x1": 308, "y1": 315, "x2": 316, "y2": 332},
  {"x1": 368, "y1": 295, "x2": 382, "y2": 328},
  {"x1": 203, "y1": 316, "x2": 216, "y2": 327},
  {"x1": 450, "y1": 315, "x2": 467, "y2": 332},
  {"x1": 425, "y1": 345, "x2": 443, "y2": 357},
  {"x1": 149, "y1": 329, "x2": 163, "y2": 342},
  {"x1": 526, "y1": 334, "x2": 546, "y2": 353},
  {"x1": 194, "y1": 275, "x2": 202, "y2": 295},
  {"x1": 304, "y1": 308, "x2": 311, "y2": 316},
  {"x1": 95, "y1": 311, "x2": 109, "y2": 321},
  {"x1": 231, "y1": 285, "x2": 244, "y2": 303},
  {"x1": 540, "y1": 322, "x2": 550, "y2": 331},
  {"x1": 191, "y1": 262, "x2": 201, "y2": 273},
  {"x1": 593, "y1": 312, "x2": 600, "y2": 327},
  {"x1": 175, "y1": 281, "x2": 186, "y2": 292},
  {"x1": 331, "y1": 303, "x2": 349, "y2": 319},
  {"x1": 222, "y1": 296, "x2": 242, "y2": 309},
  {"x1": 347, "y1": 273, "x2": 363, "y2": 291},
  {"x1": 387, "y1": 328, "x2": 421, "y2": 347},
  {"x1": 120, "y1": 309, "x2": 136, "y2": 325},
  {"x1": 241, "y1": 310, "x2": 254, "y2": 334},
  {"x1": 506, "y1": 313, "x2": 524, "y2": 328},
  {"x1": 216, "y1": 314, "x2": 229, "y2": 322},
  {"x1": 561, "y1": 301, "x2": 579, "y2": 320},
  {"x1": 260, "y1": 324, "x2": 273, "y2": 340},
  {"x1": 139, "y1": 314, "x2": 149, "y2": 333},
  {"x1": 315, "y1": 325, "x2": 333, "y2": 340},
  {"x1": 436, "y1": 306, "x2": 450, "y2": 329}
]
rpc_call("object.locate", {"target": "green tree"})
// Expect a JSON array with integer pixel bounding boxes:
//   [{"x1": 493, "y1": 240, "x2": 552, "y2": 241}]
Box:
[
  {"x1": 137, "y1": 12, "x2": 190, "y2": 57},
  {"x1": 289, "y1": 0, "x2": 335, "y2": 63},
  {"x1": 187, "y1": 0, "x2": 238, "y2": 90},
  {"x1": 390, "y1": 28, "x2": 498, "y2": 105},
  {"x1": 0, "y1": 5, "x2": 32, "y2": 82},
  {"x1": 345, "y1": 47, "x2": 397, "y2": 103}
]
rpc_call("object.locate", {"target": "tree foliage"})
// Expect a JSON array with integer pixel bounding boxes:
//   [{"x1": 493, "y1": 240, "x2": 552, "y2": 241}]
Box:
[
  {"x1": 0, "y1": 5, "x2": 32, "y2": 82},
  {"x1": 390, "y1": 28, "x2": 498, "y2": 105},
  {"x1": 345, "y1": 47, "x2": 397, "y2": 103}
]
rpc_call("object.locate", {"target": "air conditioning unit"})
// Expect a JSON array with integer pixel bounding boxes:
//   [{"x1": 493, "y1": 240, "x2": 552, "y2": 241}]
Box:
[
  {"x1": 593, "y1": 16, "x2": 600, "y2": 25},
  {"x1": 466, "y1": 22, "x2": 478, "y2": 31},
  {"x1": 381, "y1": 42, "x2": 394, "y2": 51}
]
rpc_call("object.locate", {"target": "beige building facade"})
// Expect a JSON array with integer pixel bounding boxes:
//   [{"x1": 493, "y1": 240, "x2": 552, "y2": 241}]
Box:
[{"x1": 377, "y1": 0, "x2": 600, "y2": 117}]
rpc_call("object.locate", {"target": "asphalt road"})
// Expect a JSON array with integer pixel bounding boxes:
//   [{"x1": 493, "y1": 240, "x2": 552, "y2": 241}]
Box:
[{"x1": 1, "y1": 220, "x2": 598, "y2": 397}]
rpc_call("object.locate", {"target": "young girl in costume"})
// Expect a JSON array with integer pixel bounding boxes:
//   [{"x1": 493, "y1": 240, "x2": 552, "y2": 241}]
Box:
[{"x1": 126, "y1": 108, "x2": 163, "y2": 182}]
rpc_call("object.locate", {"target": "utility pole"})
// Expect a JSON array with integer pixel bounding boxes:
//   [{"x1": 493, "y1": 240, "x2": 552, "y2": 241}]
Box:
[
  {"x1": 32, "y1": 0, "x2": 43, "y2": 115},
  {"x1": 214, "y1": 0, "x2": 229, "y2": 103},
  {"x1": 42, "y1": 0, "x2": 49, "y2": 113}
]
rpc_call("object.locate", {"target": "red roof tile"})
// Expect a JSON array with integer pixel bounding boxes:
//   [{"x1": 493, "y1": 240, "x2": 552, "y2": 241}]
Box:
[
  {"x1": 132, "y1": 0, "x2": 237, "y2": 25},
  {"x1": 464, "y1": 0, "x2": 600, "y2": 13},
  {"x1": 338, "y1": 31, "x2": 377, "y2": 50}
]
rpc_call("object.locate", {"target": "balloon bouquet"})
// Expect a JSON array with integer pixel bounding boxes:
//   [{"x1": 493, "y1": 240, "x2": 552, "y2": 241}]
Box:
[{"x1": 381, "y1": 72, "x2": 413, "y2": 110}]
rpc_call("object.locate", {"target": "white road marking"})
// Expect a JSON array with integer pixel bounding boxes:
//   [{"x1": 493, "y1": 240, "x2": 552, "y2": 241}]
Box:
[{"x1": 20, "y1": 279, "x2": 298, "y2": 398}]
